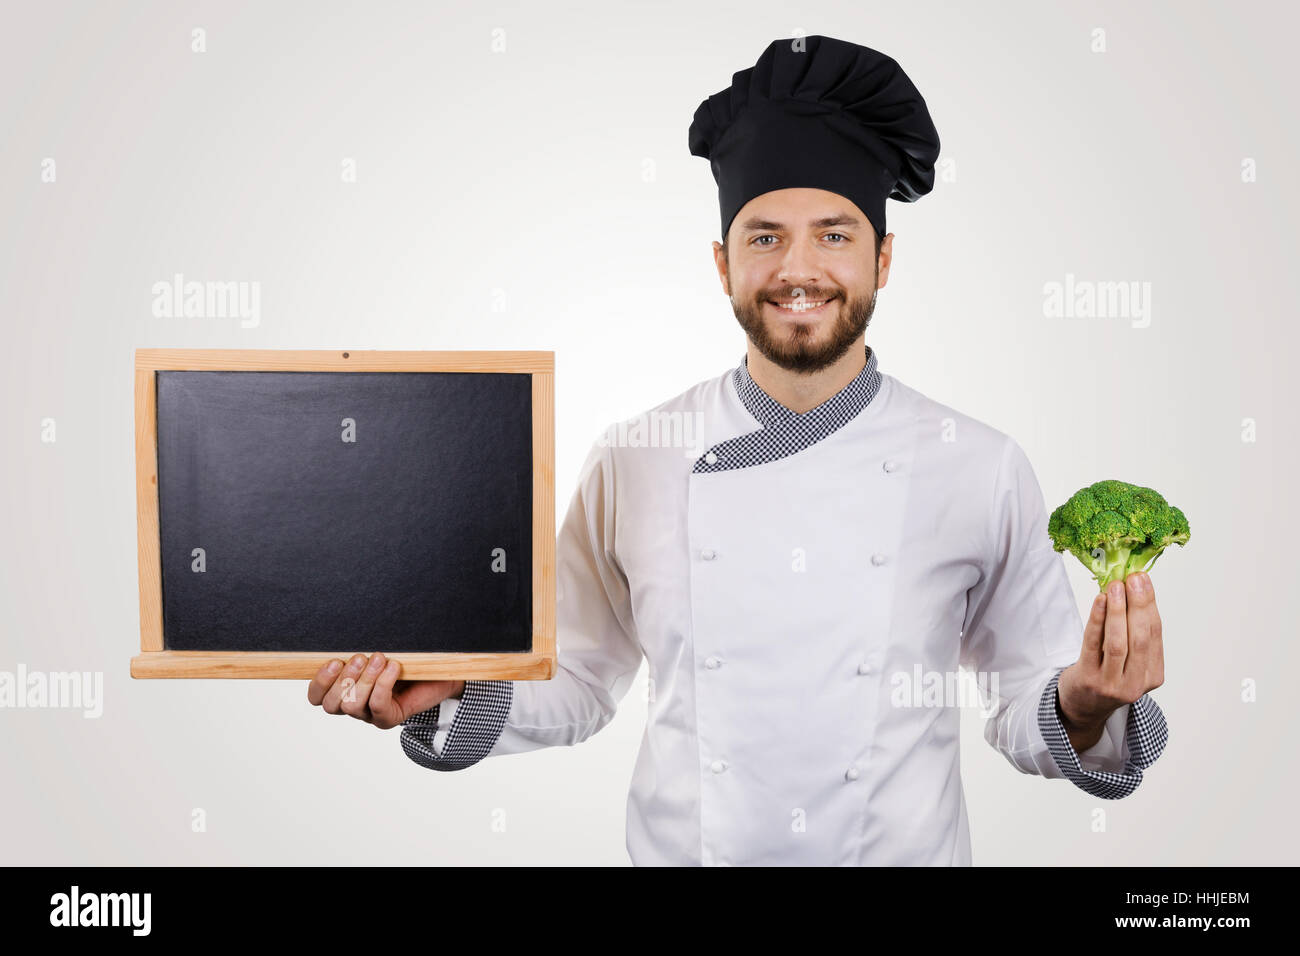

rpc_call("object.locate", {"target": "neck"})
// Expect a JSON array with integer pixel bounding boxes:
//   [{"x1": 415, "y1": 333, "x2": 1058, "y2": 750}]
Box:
[{"x1": 745, "y1": 336, "x2": 868, "y2": 414}]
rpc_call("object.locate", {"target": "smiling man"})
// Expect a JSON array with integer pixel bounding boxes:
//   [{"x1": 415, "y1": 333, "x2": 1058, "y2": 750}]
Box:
[
  {"x1": 729, "y1": 200, "x2": 879, "y2": 369},
  {"x1": 722, "y1": 195, "x2": 882, "y2": 397},
  {"x1": 308, "y1": 35, "x2": 1169, "y2": 866}
]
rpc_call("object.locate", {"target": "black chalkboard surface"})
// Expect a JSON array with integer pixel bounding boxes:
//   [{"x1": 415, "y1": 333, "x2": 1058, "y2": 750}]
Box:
[
  {"x1": 156, "y1": 370, "x2": 531, "y2": 653},
  {"x1": 132, "y1": 350, "x2": 556, "y2": 680}
]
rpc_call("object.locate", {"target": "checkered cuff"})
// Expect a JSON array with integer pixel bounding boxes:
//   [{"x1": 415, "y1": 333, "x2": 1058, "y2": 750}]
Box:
[
  {"x1": 400, "y1": 680, "x2": 513, "y2": 772},
  {"x1": 1037, "y1": 668, "x2": 1169, "y2": 799}
]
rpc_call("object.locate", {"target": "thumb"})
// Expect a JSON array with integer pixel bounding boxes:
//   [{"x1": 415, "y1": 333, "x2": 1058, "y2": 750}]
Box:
[
  {"x1": 388, "y1": 680, "x2": 459, "y2": 723},
  {"x1": 367, "y1": 664, "x2": 453, "y2": 728}
]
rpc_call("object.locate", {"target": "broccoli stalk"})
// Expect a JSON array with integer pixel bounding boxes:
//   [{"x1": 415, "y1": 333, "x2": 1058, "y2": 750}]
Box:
[
  {"x1": 1047, "y1": 480, "x2": 1190, "y2": 591},
  {"x1": 1079, "y1": 534, "x2": 1165, "y2": 586}
]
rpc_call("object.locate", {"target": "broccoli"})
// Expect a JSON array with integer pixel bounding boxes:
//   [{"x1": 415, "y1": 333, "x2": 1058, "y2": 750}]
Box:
[{"x1": 1047, "y1": 479, "x2": 1190, "y2": 590}]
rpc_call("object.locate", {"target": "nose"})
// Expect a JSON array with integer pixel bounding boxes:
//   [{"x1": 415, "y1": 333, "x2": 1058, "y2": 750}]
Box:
[{"x1": 776, "y1": 236, "x2": 822, "y2": 287}]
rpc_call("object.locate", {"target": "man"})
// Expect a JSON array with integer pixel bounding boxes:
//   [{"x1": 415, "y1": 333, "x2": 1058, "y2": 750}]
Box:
[{"x1": 308, "y1": 35, "x2": 1168, "y2": 866}]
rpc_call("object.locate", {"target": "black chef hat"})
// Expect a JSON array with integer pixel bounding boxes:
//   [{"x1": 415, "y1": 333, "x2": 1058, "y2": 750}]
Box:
[{"x1": 688, "y1": 35, "x2": 941, "y2": 243}]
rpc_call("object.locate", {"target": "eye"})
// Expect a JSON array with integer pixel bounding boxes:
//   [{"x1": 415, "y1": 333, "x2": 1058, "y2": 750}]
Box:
[
  {"x1": 752, "y1": 235, "x2": 778, "y2": 246},
  {"x1": 824, "y1": 233, "x2": 848, "y2": 243}
]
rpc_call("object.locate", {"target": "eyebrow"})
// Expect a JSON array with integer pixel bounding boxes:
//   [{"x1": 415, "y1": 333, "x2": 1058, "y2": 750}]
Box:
[{"x1": 740, "y1": 214, "x2": 863, "y2": 233}]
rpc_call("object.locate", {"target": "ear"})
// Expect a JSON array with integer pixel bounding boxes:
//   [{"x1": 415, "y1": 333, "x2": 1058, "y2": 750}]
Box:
[
  {"x1": 712, "y1": 240, "x2": 731, "y2": 296},
  {"x1": 876, "y1": 232, "x2": 895, "y2": 290}
]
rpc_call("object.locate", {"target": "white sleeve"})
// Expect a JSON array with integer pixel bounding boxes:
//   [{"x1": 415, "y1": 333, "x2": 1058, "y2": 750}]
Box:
[
  {"x1": 400, "y1": 436, "x2": 644, "y2": 769},
  {"x1": 958, "y1": 437, "x2": 1168, "y2": 798}
]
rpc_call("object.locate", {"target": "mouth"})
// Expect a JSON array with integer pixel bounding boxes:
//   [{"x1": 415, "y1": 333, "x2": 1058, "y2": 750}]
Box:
[{"x1": 767, "y1": 296, "x2": 837, "y2": 316}]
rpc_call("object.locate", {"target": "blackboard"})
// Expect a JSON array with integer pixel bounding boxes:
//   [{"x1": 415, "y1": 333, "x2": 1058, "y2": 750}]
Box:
[{"x1": 132, "y1": 350, "x2": 555, "y2": 680}]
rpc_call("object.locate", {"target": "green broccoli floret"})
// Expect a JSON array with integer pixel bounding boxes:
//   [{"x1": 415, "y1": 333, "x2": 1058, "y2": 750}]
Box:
[{"x1": 1047, "y1": 479, "x2": 1190, "y2": 590}]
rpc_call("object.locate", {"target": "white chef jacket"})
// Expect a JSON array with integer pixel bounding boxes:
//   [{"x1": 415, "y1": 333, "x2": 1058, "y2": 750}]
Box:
[{"x1": 400, "y1": 345, "x2": 1169, "y2": 865}]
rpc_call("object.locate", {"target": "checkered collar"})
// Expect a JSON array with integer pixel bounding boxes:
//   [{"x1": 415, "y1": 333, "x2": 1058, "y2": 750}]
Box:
[
  {"x1": 693, "y1": 344, "x2": 883, "y2": 474},
  {"x1": 732, "y1": 344, "x2": 881, "y2": 428}
]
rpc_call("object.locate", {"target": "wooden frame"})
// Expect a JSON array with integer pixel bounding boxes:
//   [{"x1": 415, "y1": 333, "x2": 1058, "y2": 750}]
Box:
[{"x1": 131, "y1": 349, "x2": 555, "y2": 680}]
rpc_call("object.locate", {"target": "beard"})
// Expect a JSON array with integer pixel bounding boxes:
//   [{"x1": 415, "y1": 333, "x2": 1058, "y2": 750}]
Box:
[{"x1": 731, "y1": 280, "x2": 878, "y2": 374}]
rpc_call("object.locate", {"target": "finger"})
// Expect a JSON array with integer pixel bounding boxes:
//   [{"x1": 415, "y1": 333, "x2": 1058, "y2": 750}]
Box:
[
  {"x1": 340, "y1": 652, "x2": 388, "y2": 720},
  {"x1": 1144, "y1": 574, "x2": 1164, "y2": 689},
  {"x1": 307, "y1": 659, "x2": 344, "y2": 706},
  {"x1": 367, "y1": 661, "x2": 403, "y2": 728},
  {"x1": 1080, "y1": 591, "x2": 1107, "y2": 670},
  {"x1": 321, "y1": 654, "x2": 369, "y2": 714},
  {"x1": 1100, "y1": 579, "x2": 1128, "y2": 686},
  {"x1": 1124, "y1": 572, "x2": 1154, "y2": 695}
]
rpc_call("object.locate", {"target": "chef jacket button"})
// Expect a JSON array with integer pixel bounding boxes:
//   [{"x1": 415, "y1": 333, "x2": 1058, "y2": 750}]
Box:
[
  {"x1": 701, "y1": 548, "x2": 717, "y2": 561},
  {"x1": 710, "y1": 760, "x2": 727, "y2": 774},
  {"x1": 871, "y1": 553, "x2": 887, "y2": 566},
  {"x1": 882, "y1": 459, "x2": 898, "y2": 473},
  {"x1": 704, "y1": 451, "x2": 718, "y2": 465},
  {"x1": 704, "y1": 656, "x2": 721, "y2": 669},
  {"x1": 858, "y1": 662, "x2": 872, "y2": 675},
  {"x1": 845, "y1": 765, "x2": 860, "y2": 781}
]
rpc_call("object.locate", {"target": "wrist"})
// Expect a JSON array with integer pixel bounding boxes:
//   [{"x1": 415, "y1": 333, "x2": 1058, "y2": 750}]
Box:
[
  {"x1": 1056, "y1": 690, "x2": 1106, "y2": 753},
  {"x1": 1056, "y1": 692, "x2": 1104, "y2": 736},
  {"x1": 1055, "y1": 666, "x2": 1103, "y2": 732},
  {"x1": 1057, "y1": 696, "x2": 1098, "y2": 732}
]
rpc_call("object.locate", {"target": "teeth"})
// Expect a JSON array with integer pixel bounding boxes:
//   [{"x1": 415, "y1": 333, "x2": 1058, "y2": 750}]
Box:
[{"x1": 772, "y1": 298, "x2": 830, "y2": 312}]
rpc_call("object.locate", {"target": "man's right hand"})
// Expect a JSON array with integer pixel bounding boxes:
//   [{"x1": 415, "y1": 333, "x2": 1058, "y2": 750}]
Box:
[{"x1": 307, "y1": 653, "x2": 466, "y2": 730}]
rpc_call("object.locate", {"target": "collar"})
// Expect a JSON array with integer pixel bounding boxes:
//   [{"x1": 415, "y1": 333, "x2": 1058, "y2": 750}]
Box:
[
  {"x1": 693, "y1": 344, "x2": 883, "y2": 473},
  {"x1": 733, "y1": 344, "x2": 881, "y2": 427}
]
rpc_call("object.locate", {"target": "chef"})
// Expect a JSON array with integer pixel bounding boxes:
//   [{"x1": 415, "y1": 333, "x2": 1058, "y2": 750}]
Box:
[{"x1": 307, "y1": 35, "x2": 1169, "y2": 866}]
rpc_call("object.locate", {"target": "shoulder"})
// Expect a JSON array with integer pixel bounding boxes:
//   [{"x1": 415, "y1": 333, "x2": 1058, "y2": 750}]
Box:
[
  {"x1": 579, "y1": 366, "x2": 735, "y2": 479},
  {"x1": 634, "y1": 367, "x2": 732, "y2": 419},
  {"x1": 607, "y1": 366, "x2": 733, "y2": 441},
  {"x1": 882, "y1": 373, "x2": 1019, "y2": 466},
  {"x1": 883, "y1": 375, "x2": 1046, "y2": 549}
]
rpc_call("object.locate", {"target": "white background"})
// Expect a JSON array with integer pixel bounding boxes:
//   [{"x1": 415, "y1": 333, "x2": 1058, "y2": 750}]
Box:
[{"x1": 1, "y1": 0, "x2": 1294, "y2": 864}]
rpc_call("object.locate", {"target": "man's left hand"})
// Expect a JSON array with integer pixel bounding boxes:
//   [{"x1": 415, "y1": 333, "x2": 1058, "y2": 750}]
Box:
[{"x1": 1056, "y1": 572, "x2": 1165, "y2": 753}]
